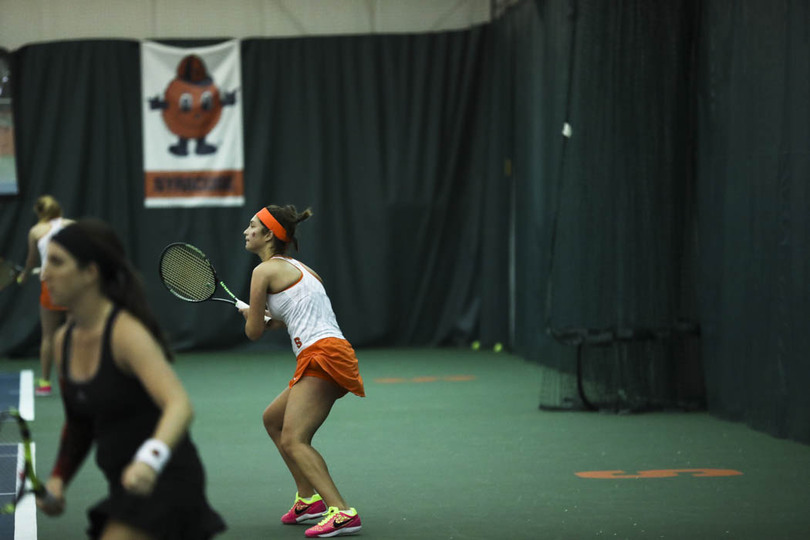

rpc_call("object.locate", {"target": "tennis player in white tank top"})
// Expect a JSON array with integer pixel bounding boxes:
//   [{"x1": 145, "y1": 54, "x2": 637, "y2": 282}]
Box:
[
  {"x1": 239, "y1": 204, "x2": 364, "y2": 538},
  {"x1": 265, "y1": 255, "x2": 345, "y2": 355},
  {"x1": 18, "y1": 195, "x2": 74, "y2": 396}
]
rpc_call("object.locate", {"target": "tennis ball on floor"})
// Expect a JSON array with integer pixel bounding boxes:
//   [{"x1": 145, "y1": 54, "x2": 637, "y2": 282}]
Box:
[
  {"x1": 493, "y1": 342, "x2": 503, "y2": 353},
  {"x1": 471, "y1": 340, "x2": 481, "y2": 351}
]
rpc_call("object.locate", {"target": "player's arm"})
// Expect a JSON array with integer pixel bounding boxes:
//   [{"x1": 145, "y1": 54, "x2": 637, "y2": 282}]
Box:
[
  {"x1": 41, "y1": 326, "x2": 91, "y2": 516},
  {"x1": 17, "y1": 227, "x2": 41, "y2": 284},
  {"x1": 42, "y1": 403, "x2": 93, "y2": 516},
  {"x1": 112, "y1": 312, "x2": 193, "y2": 495},
  {"x1": 245, "y1": 263, "x2": 273, "y2": 340}
]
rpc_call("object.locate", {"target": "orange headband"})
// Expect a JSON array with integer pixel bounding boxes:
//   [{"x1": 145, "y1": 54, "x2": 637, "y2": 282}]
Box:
[{"x1": 257, "y1": 208, "x2": 290, "y2": 242}]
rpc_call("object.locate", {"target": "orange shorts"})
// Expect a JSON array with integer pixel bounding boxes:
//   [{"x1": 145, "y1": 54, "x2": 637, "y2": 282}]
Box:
[
  {"x1": 290, "y1": 337, "x2": 365, "y2": 397},
  {"x1": 40, "y1": 281, "x2": 66, "y2": 311}
]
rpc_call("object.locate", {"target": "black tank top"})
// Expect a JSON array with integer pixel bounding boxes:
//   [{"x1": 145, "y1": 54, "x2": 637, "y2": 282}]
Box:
[
  {"x1": 61, "y1": 307, "x2": 227, "y2": 539},
  {"x1": 61, "y1": 306, "x2": 178, "y2": 481}
]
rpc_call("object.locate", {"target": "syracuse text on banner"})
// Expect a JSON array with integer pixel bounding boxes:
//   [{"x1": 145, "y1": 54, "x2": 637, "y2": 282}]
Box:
[{"x1": 141, "y1": 39, "x2": 244, "y2": 208}]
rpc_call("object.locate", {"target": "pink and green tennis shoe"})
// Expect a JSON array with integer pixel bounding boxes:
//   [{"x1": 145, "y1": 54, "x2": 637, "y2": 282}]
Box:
[
  {"x1": 281, "y1": 493, "x2": 328, "y2": 524},
  {"x1": 305, "y1": 506, "x2": 362, "y2": 538}
]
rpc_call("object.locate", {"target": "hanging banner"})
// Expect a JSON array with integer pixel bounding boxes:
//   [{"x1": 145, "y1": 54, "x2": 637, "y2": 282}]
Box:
[{"x1": 141, "y1": 39, "x2": 244, "y2": 208}]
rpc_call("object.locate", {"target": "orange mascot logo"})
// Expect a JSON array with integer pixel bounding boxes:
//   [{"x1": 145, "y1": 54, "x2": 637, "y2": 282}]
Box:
[{"x1": 148, "y1": 54, "x2": 237, "y2": 156}]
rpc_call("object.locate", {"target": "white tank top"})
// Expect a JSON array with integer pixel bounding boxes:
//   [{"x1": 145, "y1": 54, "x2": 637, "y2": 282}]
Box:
[
  {"x1": 266, "y1": 256, "x2": 345, "y2": 356},
  {"x1": 36, "y1": 217, "x2": 65, "y2": 277}
]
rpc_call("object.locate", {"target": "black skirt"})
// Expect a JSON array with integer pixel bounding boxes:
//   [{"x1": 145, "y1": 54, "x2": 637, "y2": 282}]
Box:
[{"x1": 86, "y1": 460, "x2": 226, "y2": 539}]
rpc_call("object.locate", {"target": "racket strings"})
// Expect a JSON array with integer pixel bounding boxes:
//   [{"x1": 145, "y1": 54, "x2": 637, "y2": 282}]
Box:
[
  {"x1": 0, "y1": 413, "x2": 27, "y2": 507},
  {"x1": 160, "y1": 246, "x2": 217, "y2": 302}
]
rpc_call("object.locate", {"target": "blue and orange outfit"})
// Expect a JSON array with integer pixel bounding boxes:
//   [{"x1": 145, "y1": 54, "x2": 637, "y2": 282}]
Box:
[{"x1": 53, "y1": 306, "x2": 226, "y2": 539}]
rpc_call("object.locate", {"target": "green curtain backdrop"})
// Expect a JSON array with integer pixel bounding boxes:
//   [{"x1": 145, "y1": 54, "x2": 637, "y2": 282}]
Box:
[
  {"x1": 0, "y1": 30, "x2": 508, "y2": 356},
  {"x1": 696, "y1": 0, "x2": 810, "y2": 441},
  {"x1": 506, "y1": 0, "x2": 703, "y2": 412},
  {"x1": 503, "y1": 0, "x2": 810, "y2": 441}
]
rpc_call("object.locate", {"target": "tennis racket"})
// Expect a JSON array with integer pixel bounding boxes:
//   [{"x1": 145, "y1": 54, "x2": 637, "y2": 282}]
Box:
[
  {"x1": 0, "y1": 260, "x2": 39, "y2": 292},
  {"x1": 159, "y1": 243, "x2": 271, "y2": 322},
  {"x1": 0, "y1": 408, "x2": 47, "y2": 514},
  {"x1": 158, "y1": 243, "x2": 244, "y2": 305}
]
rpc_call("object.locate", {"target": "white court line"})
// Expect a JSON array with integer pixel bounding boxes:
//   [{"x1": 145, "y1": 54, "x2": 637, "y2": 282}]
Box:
[
  {"x1": 13, "y1": 370, "x2": 37, "y2": 539},
  {"x1": 18, "y1": 371, "x2": 34, "y2": 422},
  {"x1": 14, "y1": 443, "x2": 37, "y2": 540}
]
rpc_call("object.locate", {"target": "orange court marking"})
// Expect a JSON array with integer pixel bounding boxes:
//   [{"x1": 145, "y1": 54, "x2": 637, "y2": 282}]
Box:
[
  {"x1": 576, "y1": 468, "x2": 743, "y2": 479},
  {"x1": 374, "y1": 375, "x2": 477, "y2": 384},
  {"x1": 443, "y1": 375, "x2": 476, "y2": 381}
]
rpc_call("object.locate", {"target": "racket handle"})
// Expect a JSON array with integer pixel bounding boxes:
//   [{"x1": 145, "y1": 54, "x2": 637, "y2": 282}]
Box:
[
  {"x1": 38, "y1": 489, "x2": 58, "y2": 505},
  {"x1": 234, "y1": 299, "x2": 272, "y2": 323},
  {"x1": 36, "y1": 487, "x2": 64, "y2": 514}
]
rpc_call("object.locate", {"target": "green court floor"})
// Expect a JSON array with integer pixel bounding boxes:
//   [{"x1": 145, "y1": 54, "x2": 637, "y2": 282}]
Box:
[{"x1": 4, "y1": 348, "x2": 810, "y2": 539}]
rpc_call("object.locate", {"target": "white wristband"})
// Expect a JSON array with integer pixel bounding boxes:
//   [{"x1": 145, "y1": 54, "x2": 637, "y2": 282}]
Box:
[{"x1": 134, "y1": 438, "x2": 171, "y2": 474}]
